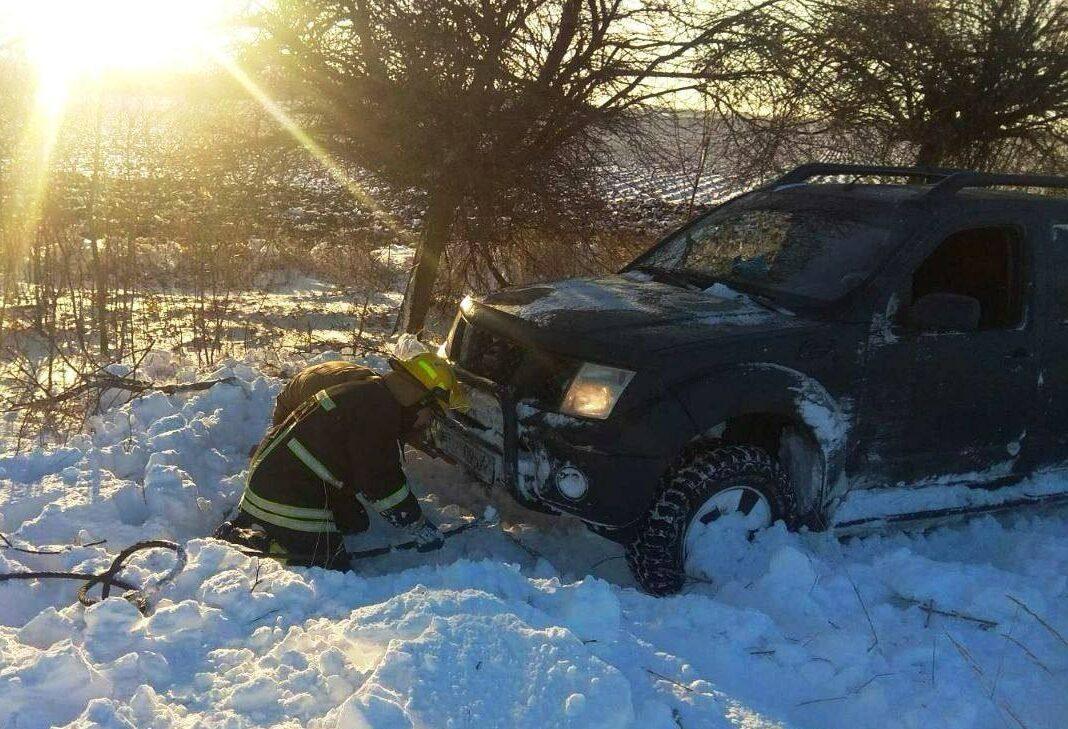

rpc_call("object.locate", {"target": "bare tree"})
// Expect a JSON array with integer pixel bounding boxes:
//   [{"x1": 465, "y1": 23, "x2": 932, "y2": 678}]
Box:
[
  {"x1": 719, "y1": 0, "x2": 1068, "y2": 177},
  {"x1": 254, "y1": 0, "x2": 771, "y2": 332}
]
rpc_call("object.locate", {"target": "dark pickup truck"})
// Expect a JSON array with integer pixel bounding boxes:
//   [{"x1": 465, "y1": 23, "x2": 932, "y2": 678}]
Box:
[{"x1": 428, "y1": 163, "x2": 1068, "y2": 594}]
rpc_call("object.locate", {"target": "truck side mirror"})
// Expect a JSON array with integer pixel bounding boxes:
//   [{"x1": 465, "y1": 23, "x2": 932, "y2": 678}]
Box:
[{"x1": 906, "y1": 292, "x2": 981, "y2": 333}]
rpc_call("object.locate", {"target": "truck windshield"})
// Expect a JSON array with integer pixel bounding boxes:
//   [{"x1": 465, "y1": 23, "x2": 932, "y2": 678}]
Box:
[{"x1": 636, "y1": 192, "x2": 898, "y2": 303}]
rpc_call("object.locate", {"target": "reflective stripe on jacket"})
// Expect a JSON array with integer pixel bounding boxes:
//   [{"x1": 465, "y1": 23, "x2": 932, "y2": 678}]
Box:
[{"x1": 239, "y1": 489, "x2": 338, "y2": 533}]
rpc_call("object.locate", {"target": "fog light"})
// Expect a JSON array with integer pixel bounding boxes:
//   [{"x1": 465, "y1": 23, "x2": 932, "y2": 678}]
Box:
[{"x1": 555, "y1": 466, "x2": 589, "y2": 500}]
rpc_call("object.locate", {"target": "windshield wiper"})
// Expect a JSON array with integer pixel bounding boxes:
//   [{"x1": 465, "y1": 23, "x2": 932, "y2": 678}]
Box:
[
  {"x1": 732, "y1": 285, "x2": 792, "y2": 315},
  {"x1": 632, "y1": 265, "x2": 701, "y2": 290},
  {"x1": 746, "y1": 291, "x2": 787, "y2": 314}
]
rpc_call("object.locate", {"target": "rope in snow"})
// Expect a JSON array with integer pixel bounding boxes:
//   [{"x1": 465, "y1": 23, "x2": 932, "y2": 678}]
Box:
[
  {"x1": 0, "y1": 540, "x2": 186, "y2": 615},
  {"x1": 1, "y1": 533, "x2": 107, "y2": 554}
]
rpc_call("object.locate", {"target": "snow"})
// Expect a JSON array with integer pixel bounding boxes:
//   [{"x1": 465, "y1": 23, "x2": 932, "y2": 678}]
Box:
[
  {"x1": 832, "y1": 467, "x2": 1068, "y2": 526},
  {"x1": 492, "y1": 275, "x2": 778, "y2": 329},
  {"x1": 370, "y1": 244, "x2": 416, "y2": 270},
  {"x1": 1, "y1": 357, "x2": 1066, "y2": 728},
  {"x1": 502, "y1": 278, "x2": 667, "y2": 323},
  {"x1": 704, "y1": 282, "x2": 748, "y2": 301}
]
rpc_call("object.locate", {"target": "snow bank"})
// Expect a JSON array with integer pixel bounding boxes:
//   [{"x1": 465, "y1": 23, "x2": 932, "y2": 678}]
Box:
[{"x1": 1, "y1": 359, "x2": 1066, "y2": 728}]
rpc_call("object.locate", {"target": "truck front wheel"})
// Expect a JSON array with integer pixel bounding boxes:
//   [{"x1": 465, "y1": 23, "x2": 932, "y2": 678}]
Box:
[{"x1": 626, "y1": 442, "x2": 792, "y2": 596}]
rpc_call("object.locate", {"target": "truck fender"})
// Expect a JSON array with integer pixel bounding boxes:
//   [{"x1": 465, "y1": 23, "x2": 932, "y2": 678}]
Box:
[{"x1": 669, "y1": 362, "x2": 851, "y2": 514}]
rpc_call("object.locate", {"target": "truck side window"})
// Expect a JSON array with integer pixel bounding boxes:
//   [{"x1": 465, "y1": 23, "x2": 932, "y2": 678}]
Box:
[
  {"x1": 1054, "y1": 225, "x2": 1068, "y2": 323},
  {"x1": 907, "y1": 225, "x2": 1024, "y2": 330}
]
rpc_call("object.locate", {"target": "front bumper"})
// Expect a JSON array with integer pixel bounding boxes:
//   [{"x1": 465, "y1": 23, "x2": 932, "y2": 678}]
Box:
[{"x1": 427, "y1": 366, "x2": 667, "y2": 537}]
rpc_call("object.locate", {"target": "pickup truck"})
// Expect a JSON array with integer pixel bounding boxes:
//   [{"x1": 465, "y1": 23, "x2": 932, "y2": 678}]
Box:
[{"x1": 428, "y1": 163, "x2": 1068, "y2": 594}]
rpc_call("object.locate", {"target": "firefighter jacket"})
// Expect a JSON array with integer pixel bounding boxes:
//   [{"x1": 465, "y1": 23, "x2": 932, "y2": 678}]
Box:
[
  {"x1": 239, "y1": 377, "x2": 423, "y2": 535},
  {"x1": 273, "y1": 360, "x2": 375, "y2": 426}
]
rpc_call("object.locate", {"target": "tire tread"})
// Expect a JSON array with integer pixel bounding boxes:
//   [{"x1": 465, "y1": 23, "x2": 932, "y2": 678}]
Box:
[{"x1": 626, "y1": 441, "x2": 792, "y2": 595}]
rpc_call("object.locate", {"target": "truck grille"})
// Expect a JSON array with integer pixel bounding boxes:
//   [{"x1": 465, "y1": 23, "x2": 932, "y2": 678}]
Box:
[
  {"x1": 458, "y1": 322, "x2": 525, "y2": 383},
  {"x1": 449, "y1": 316, "x2": 577, "y2": 404}
]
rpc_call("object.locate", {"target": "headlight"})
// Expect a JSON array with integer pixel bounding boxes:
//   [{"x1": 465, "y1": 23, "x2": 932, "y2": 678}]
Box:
[{"x1": 559, "y1": 362, "x2": 635, "y2": 419}]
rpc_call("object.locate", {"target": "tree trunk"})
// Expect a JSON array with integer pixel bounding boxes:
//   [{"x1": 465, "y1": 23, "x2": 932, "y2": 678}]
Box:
[
  {"x1": 914, "y1": 117, "x2": 952, "y2": 169},
  {"x1": 91, "y1": 242, "x2": 107, "y2": 357},
  {"x1": 914, "y1": 139, "x2": 943, "y2": 169},
  {"x1": 88, "y1": 91, "x2": 108, "y2": 358},
  {"x1": 398, "y1": 187, "x2": 458, "y2": 334}
]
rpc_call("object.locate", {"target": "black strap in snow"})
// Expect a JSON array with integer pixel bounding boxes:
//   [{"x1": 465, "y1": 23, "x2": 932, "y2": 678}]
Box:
[
  {"x1": 232, "y1": 518, "x2": 485, "y2": 564},
  {"x1": 0, "y1": 540, "x2": 186, "y2": 615}
]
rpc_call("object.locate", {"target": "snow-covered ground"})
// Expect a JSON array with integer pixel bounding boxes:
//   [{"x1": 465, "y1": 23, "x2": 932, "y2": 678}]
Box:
[{"x1": 1, "y1": 342, "x2": 1066, "y2": 728}]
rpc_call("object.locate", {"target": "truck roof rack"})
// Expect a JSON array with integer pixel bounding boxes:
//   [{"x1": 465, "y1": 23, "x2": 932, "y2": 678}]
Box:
[
  {"x1": 772, "y1": 163, "x2": 958, "y2": 187},
  {"x1": 926, "y1": 171, "x2": 1068, "y2": 197},
  {"x1": 772, "y1": 163, "x2": 1068, "y2": 198}
]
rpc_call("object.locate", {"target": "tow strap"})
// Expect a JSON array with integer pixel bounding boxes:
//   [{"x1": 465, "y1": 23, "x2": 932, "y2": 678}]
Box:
[
  {"x1": 0, "y1": 539, "x2": 187, "y2": 615},
  {"x1": 232, "y1": 516, "x2": 489, "y2": 564},
  {"x1": 0, "y1": 515, "x2": 492, "y2": 611}
]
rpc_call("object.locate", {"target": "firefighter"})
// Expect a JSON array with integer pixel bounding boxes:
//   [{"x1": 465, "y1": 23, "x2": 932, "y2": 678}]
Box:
[{"x1": 216, "y1": 353, "x2": 470, "y2": 569}]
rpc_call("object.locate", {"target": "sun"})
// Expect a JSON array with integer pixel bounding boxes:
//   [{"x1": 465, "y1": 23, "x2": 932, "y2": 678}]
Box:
[
  {"x1": 9, "y1": 0, "x2": 234, "y2": 87},
  {"x1": 0, "y1": 0, "x2": 246, "y2": 269}
]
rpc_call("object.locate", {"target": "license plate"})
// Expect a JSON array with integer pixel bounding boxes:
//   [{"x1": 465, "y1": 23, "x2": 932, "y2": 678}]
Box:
[{"x1": 437, "y1": 424, "x2": 500, "y2": 485}]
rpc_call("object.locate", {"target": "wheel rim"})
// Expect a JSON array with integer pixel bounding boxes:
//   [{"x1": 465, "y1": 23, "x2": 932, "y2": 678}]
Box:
[{"x1": 683, "y1": 486, "x2": 772, "y2": 562}]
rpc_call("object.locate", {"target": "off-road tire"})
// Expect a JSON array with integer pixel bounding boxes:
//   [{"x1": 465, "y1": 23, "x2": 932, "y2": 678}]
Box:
[{"x1": 626, "y1": 441, "x2": 792, "y2": 596}]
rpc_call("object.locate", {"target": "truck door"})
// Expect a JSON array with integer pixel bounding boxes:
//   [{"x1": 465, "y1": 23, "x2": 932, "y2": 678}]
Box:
[
  {"x1": 857, "y1": 223, "x2": 1038, "y2": 486},
  {"x1": 1033, "y1": 221, "x2": 1068, "y2": 466}
]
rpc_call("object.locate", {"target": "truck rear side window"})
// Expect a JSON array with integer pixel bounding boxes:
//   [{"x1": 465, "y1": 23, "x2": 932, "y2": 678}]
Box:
[{"x1": 909, "y1": 225, "x2": 1024, "y2": 329}]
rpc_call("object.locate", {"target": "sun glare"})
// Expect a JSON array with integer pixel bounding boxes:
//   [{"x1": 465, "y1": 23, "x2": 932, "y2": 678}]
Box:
[
  {"x1": 0, "y1": 0, "x2": 240, "y2": 259},
  {"x1": 2, "y1": 0, "x2": 407, "y2": 257},
  {"x1": 10, "y1": 0, "x2": 231, "y2": 85}
]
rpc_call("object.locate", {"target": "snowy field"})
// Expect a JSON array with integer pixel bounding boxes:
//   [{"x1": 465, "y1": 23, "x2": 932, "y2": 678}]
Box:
[{"x1": 1, "y1": 295, "x2": 1067, "y2": 728}]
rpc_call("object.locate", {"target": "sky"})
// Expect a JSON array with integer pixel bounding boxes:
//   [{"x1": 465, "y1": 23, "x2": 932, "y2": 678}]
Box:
[{"x1": 0, "y1": 0, "x2": 248, "y2": 79}]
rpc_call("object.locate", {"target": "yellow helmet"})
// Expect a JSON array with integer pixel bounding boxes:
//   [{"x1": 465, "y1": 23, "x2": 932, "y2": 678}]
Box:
[{"x1": 391, "y1": 353, "x2": 471, "y2": 413}]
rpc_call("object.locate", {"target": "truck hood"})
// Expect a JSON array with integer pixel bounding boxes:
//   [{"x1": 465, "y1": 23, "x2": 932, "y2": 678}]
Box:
[{"x1": 475, "y1": 274, "x2": 809, "y2": 359}]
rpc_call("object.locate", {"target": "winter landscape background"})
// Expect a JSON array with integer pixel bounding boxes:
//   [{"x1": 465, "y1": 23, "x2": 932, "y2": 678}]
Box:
[
  {"x1": 1, "y1": 0, "x2": 1067, "y2": 727},
  {"x1": 1, "y1": 290, "x2": 1066, "y2": 729}
]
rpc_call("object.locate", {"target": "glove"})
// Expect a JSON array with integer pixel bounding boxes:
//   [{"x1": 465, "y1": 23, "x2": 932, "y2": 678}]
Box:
[
  {"x1": 213, "y1": 521, "x2": 271, "y2": 552},
  {"x1": 406, "y1": 516, "x2": 445, "y2": 553}
]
